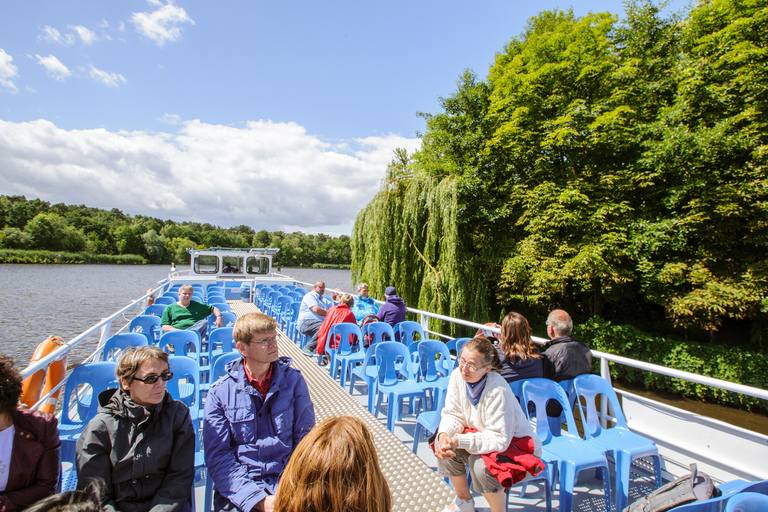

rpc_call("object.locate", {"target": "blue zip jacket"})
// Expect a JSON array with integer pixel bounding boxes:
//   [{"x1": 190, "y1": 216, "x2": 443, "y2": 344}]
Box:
[{"x1": 202, "y1": 356, "x2": 315, "y2": 512}]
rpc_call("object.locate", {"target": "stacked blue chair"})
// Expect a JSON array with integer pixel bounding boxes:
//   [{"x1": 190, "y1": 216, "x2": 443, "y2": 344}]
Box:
[
  {"x1": 154, "y1": 296, "x2": 175, "y2": 306},
  {"x1": 447, "y1": 337, "x2": 472, "y2": 369},
  {"x1": 129, "y1": 315, "x2": 162, "y2": 345},
  {"x1": 256, "y1": 287, "x2": 270, "y2": 310},
  {"x1": 294, "y1": 287, "x2": 306, "y2": 296},
  {"x1": 274, "y1": 296, "x2": 294, "y2": 326},
  {"x1": 285, "y1": 302, "x2": 301, "y2": 342},
  {"x1": 287, "y1": 291, "x2": 302, "y2": 301},
  {"x1": 374, "y1": 342, "x2": 426, "y2": 432},
  {"x1": 262, "y1": 290, "x2": 281, "y2": 315},
  {"x1": 144, "y1": 304, "x2": 166, "y2": 317},
  {"x1": 522, "y1": 378, "x2": 612, "y2": 512},
  {"x1": 725, "y1": 492, "x2": 768, "y2": 511},
  {"x1": 349, "y1": 343, "x2": 380, "y2": 413},
  {"x1": 159, "y1": 330, "x2": 207, "y2": 399},
  {"x1": 412, "y1": 386, "x2": 446, "y2": 452},
  {"x1": 363, "y1": 322, "x2": 395, "y2": 344},
  {"x1": 102, "y1": 333, "x2": 147, "y2": 361},
  {"x1": 59, "y1": 362, "x2": 119, "y2": 465},
  {"x1": 325, "y1": 323, "x2": 364, "y2": 386},
  {"x1": 220, "y1": 311, "x2": 237, "y2": 327},
  {"x1": 398, "y1": 321, "x2": 425, "y2": 346},
  {"x1": 208, "y1": 327, "x2": 235, "y2": 370},
  {"x1": 573, "y1": 374, "x2": 662, "y2": 511},
  {"x1": 278, "y1": 287, "x2": 292, "y2": 295},
  {"x1": 416, "y1": 340, "x2": 452, "y2": 410}
]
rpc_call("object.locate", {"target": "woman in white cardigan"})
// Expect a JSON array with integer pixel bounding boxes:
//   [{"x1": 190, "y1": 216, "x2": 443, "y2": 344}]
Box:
[{"x1": 435, "y1": 337, "x2": 542, "y2": 512}]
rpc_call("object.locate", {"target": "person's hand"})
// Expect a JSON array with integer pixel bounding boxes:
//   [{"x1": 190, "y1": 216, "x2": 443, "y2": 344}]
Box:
[
  {"x1": 216, "y1": 316, "x2": 224, "y2": 328},
  {"x1": 435, "y1": 433, "x2": 457, "y2": 460},
  {"x1": 263, "y1": 495, "x2": 275, "y2": 512}
]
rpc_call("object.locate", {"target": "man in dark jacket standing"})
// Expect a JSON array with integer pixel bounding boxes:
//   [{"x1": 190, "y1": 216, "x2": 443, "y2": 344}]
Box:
[
  {"x1": 376, "y1": 286, "x2": 406, "y2": 328},
  {"x1": 541, "y1": 309, "x2": 592, "y2": 381}
]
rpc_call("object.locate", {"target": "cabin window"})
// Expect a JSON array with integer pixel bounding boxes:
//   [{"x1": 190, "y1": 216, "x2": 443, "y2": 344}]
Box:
[
  {"x1": 194, "y1": 255, "x2": 219, "y2": 274},
  {"x1": 222, "y1": 256, "x2": 243, "y2": 274},
  {"x1": 245, "y1": 256, "x2": 269, "y2": 275}
]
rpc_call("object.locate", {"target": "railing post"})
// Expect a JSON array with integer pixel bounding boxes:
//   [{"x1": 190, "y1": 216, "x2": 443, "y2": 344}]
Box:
[
  {"x1": 420, "y1": 313, "x2": 429, "y2": 335},
  {"x1": 599, "y1": 357, "x2": 611, "y2": 428},
  {"x1": 98, "y1": 318, "x2": 111, "y2": 351}
]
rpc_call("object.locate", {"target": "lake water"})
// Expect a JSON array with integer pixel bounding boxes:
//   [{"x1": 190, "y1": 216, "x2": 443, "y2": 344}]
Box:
[{"x1": 0, "y1": 264, "x2": 352, "y2": 367}]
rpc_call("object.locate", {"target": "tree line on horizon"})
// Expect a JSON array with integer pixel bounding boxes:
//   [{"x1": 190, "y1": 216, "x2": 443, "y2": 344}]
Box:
[
  {"x1": 352, "y1": 0, "x2": 768, "y2": 349},
  {"x1": 0, "y1": 195, "x2": 351, "y2": 268}
]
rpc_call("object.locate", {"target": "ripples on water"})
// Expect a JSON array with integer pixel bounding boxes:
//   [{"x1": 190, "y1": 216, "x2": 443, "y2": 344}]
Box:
[{"x1": 0, "y1": 264, "x2": 353, "y2": 368}]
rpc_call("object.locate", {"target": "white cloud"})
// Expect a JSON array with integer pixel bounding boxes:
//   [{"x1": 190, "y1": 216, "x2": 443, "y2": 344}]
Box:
[
  {"x1": 34, "y1": 54, "x2": 71, "y2": 81},
  {"x1": 131, "y1": 1, "x2": 195, "y2": 47},
  {"x1": 39, "y1": 26, "x2": 75, "y2": 46},
  {"x1": 118, "y1": 21, "x2": 126, "y2": 32},
  {"x1": 0, "y1": 118, "x2": 421, "y2": 233},
  {"x1": 89, "y1": 66, "x2": 126, "y2": 87},
  {"x1": 0, "y1": 49, "x2": 19, "y2": 93},
  {"x1": 71, "y1": 25, "x2": 96, "y2": 45},
  {"x1": 158, "y1": 113, "x2": 180, "y2": 125}
]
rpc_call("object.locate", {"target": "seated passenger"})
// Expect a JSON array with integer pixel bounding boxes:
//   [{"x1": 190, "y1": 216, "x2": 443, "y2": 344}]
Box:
[
  {"x1": 0, "y1": 354, "x2": 60, "y2": 512},
  {"x1": 376, "y1": 286, "x2": 406, "y2": 329},
  {"x1": 274, "y1": 415, "x2": 391, "y2": 512},
  {"x1": 160, "y1": 284, "x2": 223, "y2": 339},
  {"x1": 297, "y1": 281, "x2": 331, "y2": 354},
  {"x1": 204, "y1": 312, "x2": 315, "y2": 512},
  {"x1": 76, "y1": 346, "x2": 196, "y2": 512},
  {"x1": 316, "y1": 293, "x2": 357, "y2": 357},
  {"x1": 351, "y1": 283, "x2": 379, "y2": 323},
  {"x1": 497, "y1": 312, "x2": 543, "y2": 384},
  {"x1": 435, "y1": 337, "x2": 543, "y2": 512}
]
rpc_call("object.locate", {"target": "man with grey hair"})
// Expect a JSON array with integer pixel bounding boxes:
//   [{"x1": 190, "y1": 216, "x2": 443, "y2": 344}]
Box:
[
  {"x1": 542, "y1": 309, "x2": 591, "y2": 381},
  {"x1": 351, "y1": 282, "x2": 379, "y2": 323}
]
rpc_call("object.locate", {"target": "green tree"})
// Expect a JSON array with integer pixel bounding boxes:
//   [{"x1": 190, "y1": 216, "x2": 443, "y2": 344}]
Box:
[
  {"x1": 141, "y1": 229, "x2": 166, "y2": 263},
  {"x1": 24, "y1": 212, "x2": 87, "y2": 252}
]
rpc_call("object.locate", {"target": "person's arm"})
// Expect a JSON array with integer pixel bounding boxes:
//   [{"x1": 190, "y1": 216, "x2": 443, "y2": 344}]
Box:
[
  {"x1": 212, "y1": 306, "x2": 223, "y2": 328},
  {"x1": 454, "y1": 384, "x2": 514, "y2": 454},
  {"x1": 203, "y1": 387, "x2": 268, "y2": 512},
  {"x1": 0, "y1": 415, "x2": 61, "y2": 512},
  {"x1": 160, "y1": 306, "x2": 178, "y2": 333},
  {"x1": 148, "y1": 406, "x2": 196, "y2": 512},
  {"x1": 308, "y1": 305, "x2": 327, "y2": 316},
  {"x1": 292, "y1": 374, "x2": 316, "y2": 447},
  {"x1": 76, "y1": 418, "x2": 119, "y2": 512}
]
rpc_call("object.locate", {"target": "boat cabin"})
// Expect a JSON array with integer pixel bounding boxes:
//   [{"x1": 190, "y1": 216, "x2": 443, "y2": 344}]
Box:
[{"x1": 188, "y1": 247, "x2": 279, "y2": 277}]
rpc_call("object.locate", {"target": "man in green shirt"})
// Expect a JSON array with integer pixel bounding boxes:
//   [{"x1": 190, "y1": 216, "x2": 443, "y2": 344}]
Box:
[{"x1": 161, "y1": 284, "x2": 224, "y2": 339}]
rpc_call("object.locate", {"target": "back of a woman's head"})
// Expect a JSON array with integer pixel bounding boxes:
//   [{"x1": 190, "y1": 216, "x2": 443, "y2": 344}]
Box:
[
  {"x1": 499, "y1": 311, "x2": 540, "y2": 362},
  {"x1": 0, "y1": 354, "x2": 23, "y2": 417},
  {"x1": 274, "y1": 415, "x2": 391, "y2": 512}
]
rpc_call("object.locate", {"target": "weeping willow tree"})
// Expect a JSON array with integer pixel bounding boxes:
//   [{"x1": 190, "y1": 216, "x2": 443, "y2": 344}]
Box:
[{"x1": 351, "y1": 150, "x2": 487, "y2": 337}]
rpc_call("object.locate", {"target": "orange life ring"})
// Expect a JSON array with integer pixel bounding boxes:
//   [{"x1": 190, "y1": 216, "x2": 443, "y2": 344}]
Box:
[
  {"x1": 331, "y1": 288, "x2": 342, "y2": 302},
  {"x1": 20, "y1": 336, "x2": 67, "y2": 413},
  {"x1": 146, "y1": 289, "x2": 155, "y2": 307}
]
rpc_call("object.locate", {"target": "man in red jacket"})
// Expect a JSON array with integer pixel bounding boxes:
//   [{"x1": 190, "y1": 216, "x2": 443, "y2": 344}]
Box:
[{"x1": 316, "y1": 294, "x2": 357, "y2": 358}]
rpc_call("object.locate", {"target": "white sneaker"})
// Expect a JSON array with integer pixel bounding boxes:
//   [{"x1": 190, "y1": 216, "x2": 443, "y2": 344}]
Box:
[{"x1": 440, "y1": 496, "x2": 476, "y2": 512}]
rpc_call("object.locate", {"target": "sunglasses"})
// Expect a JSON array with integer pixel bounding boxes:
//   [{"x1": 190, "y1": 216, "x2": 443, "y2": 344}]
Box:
[{"x1": 133, "y1": 372, "x2": 173, "y2": 385}]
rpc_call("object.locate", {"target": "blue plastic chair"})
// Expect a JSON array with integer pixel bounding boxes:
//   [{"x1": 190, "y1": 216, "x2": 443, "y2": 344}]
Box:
[
  {"x1": 447, "y1": 337, "x2": 472, "y2": 368},
  {"x1": 349, "y1": 343, "x2": 380, "y2": 413},
  {"x1": 101, "y1": 333, "x2": 147, "y2": 361},
  {"x1": 278, "y1": 287, "x2": 292, "y2": 295},
  {"x1": 411, "y1": 385, "x2": 446, "y2": 452},
  {"x1": 159, "y1": 330, "x2": 207, "y2": 393},
  {"x1": 398, "y1": 321, "x2": 425, "y2": 346},
  {"x1": 264, "y1": 290, "x2": 282, "y2": 317},
  {"x1": 325, "y1": 323, "x2": 363, "y2": 385},
  {"x1": 416, "y1": 340, "x2": 452, "y2": 409},
  {"x1": 129, "y1": 315, "x2": 162, "y2": 345},
  {"x1": 220, "y1": 311, "x2": 237, "y2": 327},
  {"x1": 522, "y1": 378, "x2": 612, "y2": 512},
  {"x1": 59, "y1": 362, "x2": 119, "y2": 464},
  {"x1": 212, "y1": 303, "x2": 232, "y2": 314},
  {"x1": 287, "y1": 291, "x2": 302, "y2": 301},
  {"x1": 294, "y1": 287, "x2": 306, "y2": 296},
  {"x1": 166, "y1": 355, "x2": 201, "y2": 434},
  {"x1": 725, "y1": 492, "x2": 768, "y2": 512},
  {"x1": 363, "y1": 322, "x2": 395, "y2": 344},
  {"x1": 274, "y1": 296, "x2": 294, "y2": 325},
  {"x1": 210, "y1": 352, "x2": 240, "y2": 383},
  {"x1": 206, "y1": 298, "x2": 228, "y2": 308},
  {"x1": 144, "y1": 304, "x2": 167, "y2": 316},
  {"x1": 374, "y1": 342, "x2": 426, "y2": 432},
  {"x1": 284, "y1": 302, "x2": 301, "y2": 342},
  {"x1": 573, "y1": 374, "x2": 662, "y2": 511},
  {"x1": 270, "y1": 284, "x2": 281, "y2": 290},
  {"x1": 154, "y1": 296, "x2": 175, "y2": 306},
  {"x1": 208, "y1": 327, "x2": 234, "y2": 363}
]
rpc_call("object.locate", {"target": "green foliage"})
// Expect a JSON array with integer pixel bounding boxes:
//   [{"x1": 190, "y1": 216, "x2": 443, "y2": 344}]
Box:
[
  {"x1": 0, "y1": 249, "x2": 146, "y2": 265},
  {"x1": 576, "y1": 317, "x2": 768, "y2": 412},
  {"x1": 25, "y1": 213, "x2": 87, "y2": 252}
]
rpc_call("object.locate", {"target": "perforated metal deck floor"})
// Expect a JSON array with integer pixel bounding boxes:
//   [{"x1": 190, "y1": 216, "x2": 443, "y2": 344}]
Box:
[{"x1": 230, "y1": 301, "x2": 455, "y2": 512}]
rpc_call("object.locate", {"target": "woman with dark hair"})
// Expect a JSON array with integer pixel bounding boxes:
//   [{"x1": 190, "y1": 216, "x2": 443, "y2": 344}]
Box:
[
  {"x1": 435, "y1": 337, "x2": 542, "y2": 512},
  {"x1": 0, "y1": 354, "x2": 60, "y2": 512},
  {"x1": 497, "y1": 312, "x2": 543, "y2": 384},
  {"x1": 76, "y1": 346, "x2": 195, "y2": 512},
  {"x1": 274, "y1": 415, "x2": 391, "y2": 512}
]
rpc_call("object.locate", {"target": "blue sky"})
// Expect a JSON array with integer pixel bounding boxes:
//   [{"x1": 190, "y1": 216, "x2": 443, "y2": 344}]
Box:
[{"x1": 0, "y1": 0, "x2": 687, "y2": 235}]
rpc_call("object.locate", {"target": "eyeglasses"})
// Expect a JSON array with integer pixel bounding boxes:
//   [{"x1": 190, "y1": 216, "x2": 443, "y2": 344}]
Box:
[
  {"x1": 252, "y1": 336, "x2": 278, "y2": 347},
  {"x1": 133, "y1": 372, "x2": 173, "y2": 385},
  {"x1": 458, "y1": 359, "x2": 484, "y2": 373}
]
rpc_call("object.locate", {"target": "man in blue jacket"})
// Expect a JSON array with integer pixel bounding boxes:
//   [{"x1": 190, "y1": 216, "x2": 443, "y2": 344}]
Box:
[{"x1": 203, "y1": 312, "x2": 315, "y2": 512}]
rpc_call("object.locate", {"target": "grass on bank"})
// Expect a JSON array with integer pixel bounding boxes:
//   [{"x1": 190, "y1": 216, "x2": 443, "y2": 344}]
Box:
[{"x1": 0, "y1": 249, "x2": 146, "y2": 265}]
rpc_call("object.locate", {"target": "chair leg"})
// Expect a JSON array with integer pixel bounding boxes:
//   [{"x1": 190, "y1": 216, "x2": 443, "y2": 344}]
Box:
[
  {"x1": 559, "y1": 463, "x2": 576, "y2": 512},
  {"x1": 412, "y1": 422, "x2": 423, "y2": 453},
  {"x1": 615, "y1": 451, "x2": 631, "y2": 512}
]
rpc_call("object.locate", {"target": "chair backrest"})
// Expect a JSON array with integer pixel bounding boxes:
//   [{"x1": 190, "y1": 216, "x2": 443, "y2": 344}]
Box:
[
  {"x1": 129, "y1": 315, "x2": 162, "y2": 345},
  {"x1": 270, "y1": 284, "x2": 281, "y2": 290},
  {"x1": 376, "y1": 342, "x2": 417, "y2": 385},
  {"x1": 276, "y1": 296, "x2": 293, "y2": 314},
  {"x1": 166, "y1": 356, "x2": 200, "y2": 410},
  {"x1": 144, "y1": 304, "x2": 167, "y2": 316},
  {"x1": 209, "y1": 327, "x2": 235, "y2": 356},
  {"x1": 294, "y1": 287, "x2": 307, "y2": 296},
  {"x1": 328, "y1": 323, "x2": 363, "y2": 355},
  {"x1": 364, "y1": 322, "x2": 395, "y2": 345},
  {"x1": 573, "y1": 374, "x2": 628, "y2": 439},
  {"x1": 725, "y1": 492, "x2": 768, "y2": 512},
  {"x1": 418, "y1": 341, "x2": 452, "y2": 382},
  {"x1": 168, "y1": 284, "x2": 181, "y2": 292},
  {"x1": 287, "y1": 291, "x2": 302, "y2": 301},
  {"x1": 159, "y1": 330, "x2": 201, "y2": 362},
  {"x1": 61, "y1": 362, "x2": 119, "y2": 426},
  {"x1": 278, "y1": 287, "x2": 292, "y2": 295},
  {"x1": 265, "y1": 290, "x2": 281, "y2": 307},
  {"x1": 398, "y1": 321, "x2": 425, "y2": 346},
  {"x1": 192, "y1": 294, "x2": 204, "y2": 302},
  {"x1": 102, "y1": 333, "x2": 147, "y2": 361},
  {"x1": 522, "y1": 378, "x2": 579, "y2": 444},
  {"x1": 213, "y1": 303, "x2": 232, "y2": 314},
  {"x1": 207, "y1": 293, "x2": 226, "y2": 302},
  {"x1": 211, "y1": 353, "x2": 241, "y2": 383},
  {"x1": 221, "y1": 311, "x2": 237, "y2": 326},
  {"x1": 452, "y1": 337, "x2": 473, "y2": 368},
  {"x1": 154, "y1": 296, "x2": 175, "y2": 305},
  {"x1": 162, "y1": 291, "x2": 178, "y2": 299}
]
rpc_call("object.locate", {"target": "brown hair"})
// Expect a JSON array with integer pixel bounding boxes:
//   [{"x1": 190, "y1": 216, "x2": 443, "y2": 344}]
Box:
[
  {"x1": 233, "y1": 312, "x2": 278, "y2": 345},
  {"x1": 460, "y1": 337, "x2": 503, "y2": 373},
  {"x1": 499, "y1": 312, "x2": 541, "y2": 362},
  {"x1": 178, "y1": 284, "x2": 194, "y2": 294},
  {"x1": 0, "y1": 354, "x2": 23, "y2": 416},
  {"x1": 339, "y1": 293, "x2": 354, "y2": 307},
  {"x1": 115, "y1": 346, "x2": 169, "y2": 385},
  {"x1": 274, "y1": 415, "x2": 391, "y2": 512}
]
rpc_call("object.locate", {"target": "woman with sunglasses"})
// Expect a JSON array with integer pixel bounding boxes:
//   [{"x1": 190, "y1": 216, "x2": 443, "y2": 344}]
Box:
[
  {"x1": 76, "y1": 346, "x2": 195, "y2": 512},
  {"x1": 435, "y1": 337, "x2": 542, "y2": 512}
]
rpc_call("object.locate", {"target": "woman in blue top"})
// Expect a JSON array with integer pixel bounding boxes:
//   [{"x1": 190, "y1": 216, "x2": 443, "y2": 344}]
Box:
[{"x1": 497, "y1": 312, "x2": 543, "y2": 383}]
